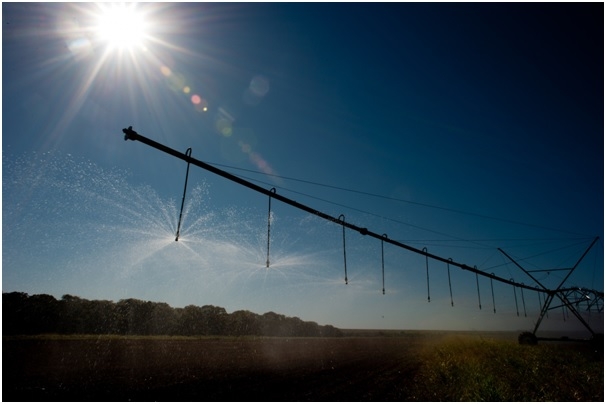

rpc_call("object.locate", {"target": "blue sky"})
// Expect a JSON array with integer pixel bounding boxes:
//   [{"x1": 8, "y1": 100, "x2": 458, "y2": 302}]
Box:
[{"x1": 2, "y1": 2, "x2": 603, "y2": 334}]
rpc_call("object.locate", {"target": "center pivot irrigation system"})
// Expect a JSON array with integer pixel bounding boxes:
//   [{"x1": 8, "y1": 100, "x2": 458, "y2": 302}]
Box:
[{"x1": 122, "y1": 126, "x2": 603, "y2": 344}]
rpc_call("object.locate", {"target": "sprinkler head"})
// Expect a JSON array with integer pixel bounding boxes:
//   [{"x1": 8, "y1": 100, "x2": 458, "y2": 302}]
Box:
[{"x1": 123, "y1": 126, "x2": 138, "y2": 141}]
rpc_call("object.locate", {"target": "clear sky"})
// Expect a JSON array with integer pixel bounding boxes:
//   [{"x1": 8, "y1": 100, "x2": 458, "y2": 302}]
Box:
[{"x1": 2, "y1": 2, "x2": 604, "y2": 334}]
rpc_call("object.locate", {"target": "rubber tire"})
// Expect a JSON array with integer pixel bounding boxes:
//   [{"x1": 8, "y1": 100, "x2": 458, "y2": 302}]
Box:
[{"x1": 518, "y1": 331, "x2": 538, "y2": 345}]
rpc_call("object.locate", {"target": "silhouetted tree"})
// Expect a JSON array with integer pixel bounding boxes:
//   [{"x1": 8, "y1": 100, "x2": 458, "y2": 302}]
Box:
[
  {"x1": 200, "y1": 305, "x2": 228, "y2": 335},
  {"x1": 3, "y1": 292, "x2": 33, "y2": 334},
  {"x1": 115, "y1": 299, "x2": 157, "y2": 335},
  {"x1": 227, "y1": 310, "x2": 261, "y2": 336},
  {"x1": 178, "y1": 305, "x2": 206, "y2": 335},
  {"x1": 320, "y1": 324, "x2": 343, "y2": 337},
  {"x1": 261, "y1": 311, "x2": 294, "y2": 336},
  {"x1": 149, "y1": 302, "x2": 178, "y2": 335},
  {"x1": 59, "y1": 294, "x2": 100, "y2": 334},
  {"x1": 2, "y1": 292, "x2": 342, "y2": 338}
]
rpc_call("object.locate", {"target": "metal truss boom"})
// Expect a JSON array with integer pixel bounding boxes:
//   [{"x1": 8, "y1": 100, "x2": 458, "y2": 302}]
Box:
[{"x1": 122, "y1": 126, "x2": 578, "y2": 295}]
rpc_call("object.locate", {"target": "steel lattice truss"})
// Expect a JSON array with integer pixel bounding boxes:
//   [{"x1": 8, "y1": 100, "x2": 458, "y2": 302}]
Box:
[
  {"x1": 121, "y1": 126, "x2": 604, "y2": 340},
  {"x1": 557, "y1": 288, "x2": 603, "y2": 314}
]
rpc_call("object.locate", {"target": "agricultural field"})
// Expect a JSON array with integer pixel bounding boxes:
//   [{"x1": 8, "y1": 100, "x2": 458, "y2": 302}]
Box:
[{"x1": 3, "y1": 331, "x2": 603, "y2": 401}]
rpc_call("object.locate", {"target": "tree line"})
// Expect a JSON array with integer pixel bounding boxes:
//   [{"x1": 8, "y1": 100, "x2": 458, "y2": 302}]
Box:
[{"x1": 2, "y1": 292, "x2": 342, "y2": 338}]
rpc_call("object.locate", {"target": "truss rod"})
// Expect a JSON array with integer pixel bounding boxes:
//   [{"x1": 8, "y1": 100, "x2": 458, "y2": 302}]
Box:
[
  {"x1": 526, "y1": 268, "x2": 571, "y2": 273},
  {"x1": 122, "y1": 126, "x2": 549, "y2": 293},
  {"x1": 556, "y1": 236, "x2": 599, "y2": 290},
  {"x1": 499, "y1": 244, "x2": 600, "y2": 336}
]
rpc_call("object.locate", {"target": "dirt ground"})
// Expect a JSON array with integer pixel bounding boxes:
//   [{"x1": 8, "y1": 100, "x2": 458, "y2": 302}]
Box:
[{"x1": 4, "y1": 333, "x2": 453, "y2": 401}]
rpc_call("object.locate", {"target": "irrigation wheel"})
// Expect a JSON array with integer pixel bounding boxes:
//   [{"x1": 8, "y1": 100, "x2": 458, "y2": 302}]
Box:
[{"x1": 518, "y1": 331, "x2": 538, "y2": 345}]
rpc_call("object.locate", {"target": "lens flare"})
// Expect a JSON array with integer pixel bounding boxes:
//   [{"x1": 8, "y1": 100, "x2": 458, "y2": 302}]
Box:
[
  {"x1": 160, "y1": 66, "x2": 172, "y2": 76},
  {"x1": 216, "y1": 119, "x2": 232, "y2": 136},
  {"x1": 243, "y1": 75, "x2": 270, "y2": 106},
  {"x1": 216, "y1": 107, "x2": 235, "y2": 137},
  {"x1": 159, "y1": 63, "x2": 209, "y2": 113},
  {"x1": 194, "y1": 98, "x2": 209, "y2": 113},
  {"x1": 250, "y1": 75, "x2": 269, "y2": 97}
]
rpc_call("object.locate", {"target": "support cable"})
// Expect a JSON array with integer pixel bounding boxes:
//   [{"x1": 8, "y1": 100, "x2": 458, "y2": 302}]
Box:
[
  {"x1": 236, "y1": 170, "x2": 495, "y2": 250},
  {"x1": 203, "y1": 159, "x2": 588, "y2": 237}
]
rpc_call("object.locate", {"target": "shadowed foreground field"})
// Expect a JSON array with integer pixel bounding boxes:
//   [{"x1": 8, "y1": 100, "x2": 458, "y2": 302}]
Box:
[{"x1": 3, "y1": 331, "x2": 603, "y2": 401}]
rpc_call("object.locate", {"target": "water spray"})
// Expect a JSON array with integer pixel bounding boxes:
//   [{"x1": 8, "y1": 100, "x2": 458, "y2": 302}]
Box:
[
  {"x1": 120, "y1": 126, "x2": 547, "y2": 292},
  {"x1": 175, "y1": 147, "x2": 192, "y2": 241}
]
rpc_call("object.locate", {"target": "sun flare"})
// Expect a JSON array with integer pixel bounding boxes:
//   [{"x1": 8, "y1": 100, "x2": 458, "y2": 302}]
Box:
[{"x1": 95, "y1": 3, "x2": 147, "y2": 50}]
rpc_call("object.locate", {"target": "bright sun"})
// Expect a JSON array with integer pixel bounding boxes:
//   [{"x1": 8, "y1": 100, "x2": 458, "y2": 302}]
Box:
[{"x1": 95, "y1": 3, "x2": 147, "y2": 50}]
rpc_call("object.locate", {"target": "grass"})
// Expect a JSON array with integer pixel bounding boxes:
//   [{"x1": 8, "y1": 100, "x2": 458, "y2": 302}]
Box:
[
  {"x1": 2, "y1": 333, "x2": 340, "y2": 342},
  {"x1": 3, "y1": 333, "x2": 212, "y2": 341},
  {"x1": 4, "y1": 332, "x2": 603, "y2": 401},
  {"x1": 410, "y1": 336, "x2": 603, "y2": 401}
]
